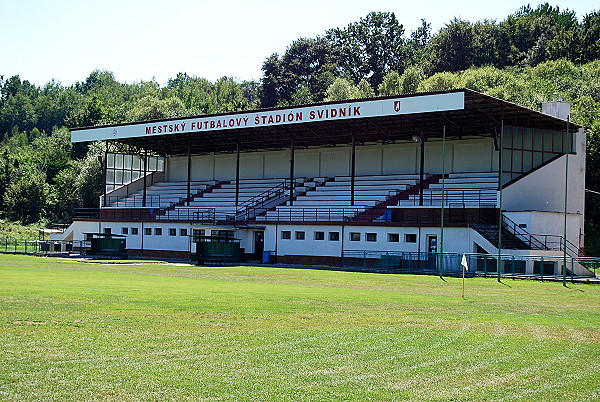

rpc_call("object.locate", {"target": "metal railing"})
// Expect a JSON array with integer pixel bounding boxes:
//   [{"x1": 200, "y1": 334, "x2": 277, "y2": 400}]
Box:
[
  {"x1": 74, "y1": 208, "x2": 158, "y2": 221},
  {"x1": 500, "y1": 214, "x2": 581, "y2": 256},
  {"x1": 341, "y1": 250, "x2": 599, "y2": 279},
  {"x1": 399, "y1": 189, "x2": 497, "y2": 208},
  {"x1": 105, "y1": 194, "x2": 170, "y2": 208},
  {"x1": 236, "y1": 180, "x2": 294, "y2": 221},
  {"x1": 0, "y1": 239, "x2": 88, "y2": 255},
  {"x1": 258, "y1": 207, "x2": 365, "y2": 222},
  {"x1": 500, "y1": 215, "x2": 549, "y2": 250}
]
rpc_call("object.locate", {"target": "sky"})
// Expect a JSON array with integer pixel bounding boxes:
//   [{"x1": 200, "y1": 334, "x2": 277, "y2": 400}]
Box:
[{"x1": 1, "y1": 0, "x2": 598, "y2": 87}]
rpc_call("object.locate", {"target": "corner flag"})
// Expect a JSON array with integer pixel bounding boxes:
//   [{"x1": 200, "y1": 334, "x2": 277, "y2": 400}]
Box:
[{"x1": 461, "y1": 254, "x2": 468, "y2": 299}]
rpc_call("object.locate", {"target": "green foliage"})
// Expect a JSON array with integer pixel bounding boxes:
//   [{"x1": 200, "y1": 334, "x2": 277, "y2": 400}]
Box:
[
  {"x1": 400, "y1": 66, "x2": 425, "y2": 94},
  {"x1": 260, "y1": 37, "x2": 339, "y2": 107},
  {"x1": 427, "y1": 18, "x2": 475, "y2": 73},
  {"x1": 0, "y1": 220, "x2": 43, "y2": 239},
  {"x1": 324, "y1": 77, "x2": 358, "y2": 101},
  {"x1": 3, "y1": 168, "x2": 48, "y2": 223},
  {"x1": 417, "y1": 72, "x2": 459, "y2": 92},
  {"x1": 378, "y1": 70, "x2": 402, "y2": 96},
  {"x1": 327, "y1": 12, "x2": 408, "y2": 88},
  {"x1": 127, "y1": 95, "x2": 186, "y2": 121}
]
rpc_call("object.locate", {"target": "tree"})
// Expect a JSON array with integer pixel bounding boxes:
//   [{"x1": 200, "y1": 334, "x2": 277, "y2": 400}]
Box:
[
  {"x1": 578, "y1": 11, "x2": 600, "y2": 63},
  {"x1": 324, "y1": 78, "x2": 358, "y2": 101},
  {"x1": 407, "y1": 19, "x2": 432, "y2": 65},
  {"x1": 400, "y1": 66, "x2": 425, "y2": 94},
  {"x1": 356, "y1": 79, "x2": 374, "y2": 98},
  {"x1": 417, "y1": 72, "x2": 459, "y2": 92},
  {"x1": 327, "y1": 12, "x2": 407, "y2": 88},
  {"x1": 378, "y1": 71, "x2": 402, "y2": 96},
  {"x1": 127, "y1": 96, "x2": 186, "y2": 122},
  {"x1": 427, "y1": 18, "x2": 475, "y2": 74},
  {"x1": 3, "y1": 168, "x2": 48, "y2": 224},
  {"x1": 259, "y1": 38, "x2": 339, "y2": 107}
]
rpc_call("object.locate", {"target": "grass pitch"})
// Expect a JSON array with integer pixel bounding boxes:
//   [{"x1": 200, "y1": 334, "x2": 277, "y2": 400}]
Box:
[{"x1": 1, "y1": 254, "x2": 599, "y2": 401}]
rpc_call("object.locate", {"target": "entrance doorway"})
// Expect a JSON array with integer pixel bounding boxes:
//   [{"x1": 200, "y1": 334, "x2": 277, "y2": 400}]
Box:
[
  {"x1": 427, "y1": 235, "x2": 438, "y2": 253},
  {"x1": 254, "y1": 231, "x2": 264, "y2": 261}
]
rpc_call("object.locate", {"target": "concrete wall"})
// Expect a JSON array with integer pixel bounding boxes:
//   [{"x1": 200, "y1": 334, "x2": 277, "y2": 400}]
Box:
[
  {"x1": 266, "y1": 224, "x2": 476, "y2": 258},
  {"x1": 503, "y1": 127, "x2": 585, "y2": 250},
  {"x1": 166, "y1": 138, "x2": 497, "y2": 182}
]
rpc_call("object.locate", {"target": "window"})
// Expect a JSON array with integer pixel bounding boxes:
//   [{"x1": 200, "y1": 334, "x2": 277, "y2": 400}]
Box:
[
  {"x1": 281, "y1": 231, "x2": 291, "y2": 239},
  {"x1": 193, "y1": 229, "x2": 204, "y2": 237},
  {"x1": 155, "y1": 228, "x2": 162, "y2": 236},
  {"x1": 329, "y1": 232, "x2": 340, "y2": 241},
  {"x1": 314, "y1": 231, "x2": 325, "y2": 240},
  {"x1": 145, "y1": 228, "x2": 152, "y2": 236},
  {"x1": 388, "y1": 233, "x2": 399, "y2": 243},
  {"x1": 131, "y1": 227, "x2": 139, "y2": 235},
  {"x1": 169, "y1": 228, "x2": 177, "y2": 236},
  {"x1": 405, "y1": 233, "x2": 417, "y2": 243},
  {"x1": 212, "y1": 230, "x2": 233, "y2": 238},
  {"x1": 350, "y1": 232, "x2": 360, "y2": 241},
  {"x1": 295, "y1": 231, "x2": 305, "y2": 240},
  {"x1": 121, "y1": 227, "x2": 128, "y2": 235},
  {"x1": 180, "y1": 228, "x2": 188, "y2": 236},
  {"x1": 103, "y1": 228, "x2": 112, "y2": 235},
  {"x1": 366, "y1": 233, "x2": 377, "y2": 242}
]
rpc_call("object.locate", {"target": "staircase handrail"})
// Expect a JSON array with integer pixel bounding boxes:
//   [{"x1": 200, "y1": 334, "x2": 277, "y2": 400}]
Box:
[
  {"x1": 236, "y1": 180, "x2": 300, "y2": 221},
  {"x1": 501, "y1": 214, "x2": 549, "y2": 251},
  {"x1": 523, "y1": 233, "x2": 582, "y2": 256}
]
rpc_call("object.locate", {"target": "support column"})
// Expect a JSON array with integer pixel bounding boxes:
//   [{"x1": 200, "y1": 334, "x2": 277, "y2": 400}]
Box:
[
  {"x1": 235, "y1": 143, "x2": 240, "y2": 208},
  {"x1": 187, "y1": 146, "x2": 192, "y2": 206},
  {"x1": 142, "y1": 149, "x2": 148, "y2": 208},
  {"x1": 351, "y1": 135, "x2": 356, "y2": 206},
  {"x1": 419, "y1": 131, "x2": 425, "y2": 206},
  {"x1": 102, "y1": 148, "x2": 108, "y2": 207},
  {"x1": 497, "y1": 121, "x2": 504, "y2": 282},
  {"x1": 439, "y1": 126, "x2": 446, "y2": 279},
  {"x1": 289, "y1": 139, "x2": 295, "y2": 206},
  {"x1": 563, "y1": 118, "x2": 570, "y2": 286}
]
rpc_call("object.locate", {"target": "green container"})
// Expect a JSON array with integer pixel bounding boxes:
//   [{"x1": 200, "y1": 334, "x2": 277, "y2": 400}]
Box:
[{"x1": 192, "y1": 235, "x2": 240, "y2": 265}]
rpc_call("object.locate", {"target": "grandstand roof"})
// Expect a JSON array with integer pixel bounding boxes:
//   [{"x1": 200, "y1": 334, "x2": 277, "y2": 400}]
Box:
[{"x1": 71, "y1": 89, "x2": 580, "y2": 156}]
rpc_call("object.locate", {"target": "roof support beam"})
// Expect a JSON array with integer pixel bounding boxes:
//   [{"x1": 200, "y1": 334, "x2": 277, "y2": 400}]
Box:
[
  {"x1": 289, "y1": 138, "x2": 295, "y2": 207},
  {"x1": 351, "y1": 134, "x2": 356, "y2": 206},
  {"x1": 235, "y1": 143, "x2": 240, "y2": 208}
]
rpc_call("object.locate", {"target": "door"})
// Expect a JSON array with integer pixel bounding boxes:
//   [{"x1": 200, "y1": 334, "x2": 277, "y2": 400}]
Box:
[
  {"x1": 254, "y1": 231, "x2": 265, "y2": 261},
  {"x1": 427, "y1": 235, "x2": 438, "y2": 253}
]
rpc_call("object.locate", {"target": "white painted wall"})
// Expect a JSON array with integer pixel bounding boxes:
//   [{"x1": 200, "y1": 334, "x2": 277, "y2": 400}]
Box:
[
  {"x1": 295, "y1": 150, "x2": 320, "y2": 178},
  {"x1": 452, "y1": 139, "x2": 496, "y2": 172},
  {"x1": 274, "y1": 224, "x2": 344, "y2": 257},
  {"x1": 270, "y1": 224, "x2": 476, "y2": 257},
  {"x1": 166, "y1": 138, "x2": 497, "y2": 184},
  {"x1": 504, "y1": 211, "x2": 583, "y2": 252},
  {"x1": 503, "y1": 127, "x2": 585, "y2": 248},
  {"x1": 382, "y1": 144, "x2": 418, "y2": 174},
  {"x1": 99, "y1": 222, "x2": 193, "y2": 252}
]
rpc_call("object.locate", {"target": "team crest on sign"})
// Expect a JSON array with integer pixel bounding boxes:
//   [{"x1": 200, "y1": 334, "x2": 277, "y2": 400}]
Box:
[{"x1": 393, "y1": 100, "x2": 401, "y2": 112}]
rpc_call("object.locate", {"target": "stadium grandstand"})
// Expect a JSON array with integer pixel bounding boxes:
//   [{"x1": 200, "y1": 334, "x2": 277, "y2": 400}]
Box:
[{"x1": 52, "y1": 89, "x2": 592, "y2": 276}]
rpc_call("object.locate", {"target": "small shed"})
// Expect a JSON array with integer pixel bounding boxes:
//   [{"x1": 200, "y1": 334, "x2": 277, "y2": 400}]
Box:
[
  {"x1": 84, "y1": 233, "x2": 127, "y2": 259},
  {"x1": 192, "y1": 235, "x2": 240, "y2": 265}
]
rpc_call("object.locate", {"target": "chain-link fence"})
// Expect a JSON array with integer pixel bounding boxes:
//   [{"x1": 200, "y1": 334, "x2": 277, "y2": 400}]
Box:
[
  {"x1": 342, "y1": 250, "x2": 599, "y2": 280},
  {"x1": 0, "y1": 239, "x2": 87, "y2": 255}
]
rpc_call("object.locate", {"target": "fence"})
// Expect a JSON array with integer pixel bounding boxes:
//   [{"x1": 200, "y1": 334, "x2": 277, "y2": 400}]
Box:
[
  {"x1": 341, "y1": 250, "x2": 600, "y2": 279},
  {"x1": 0, "y1": 239, "x2": 87, "y2": 255}
]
